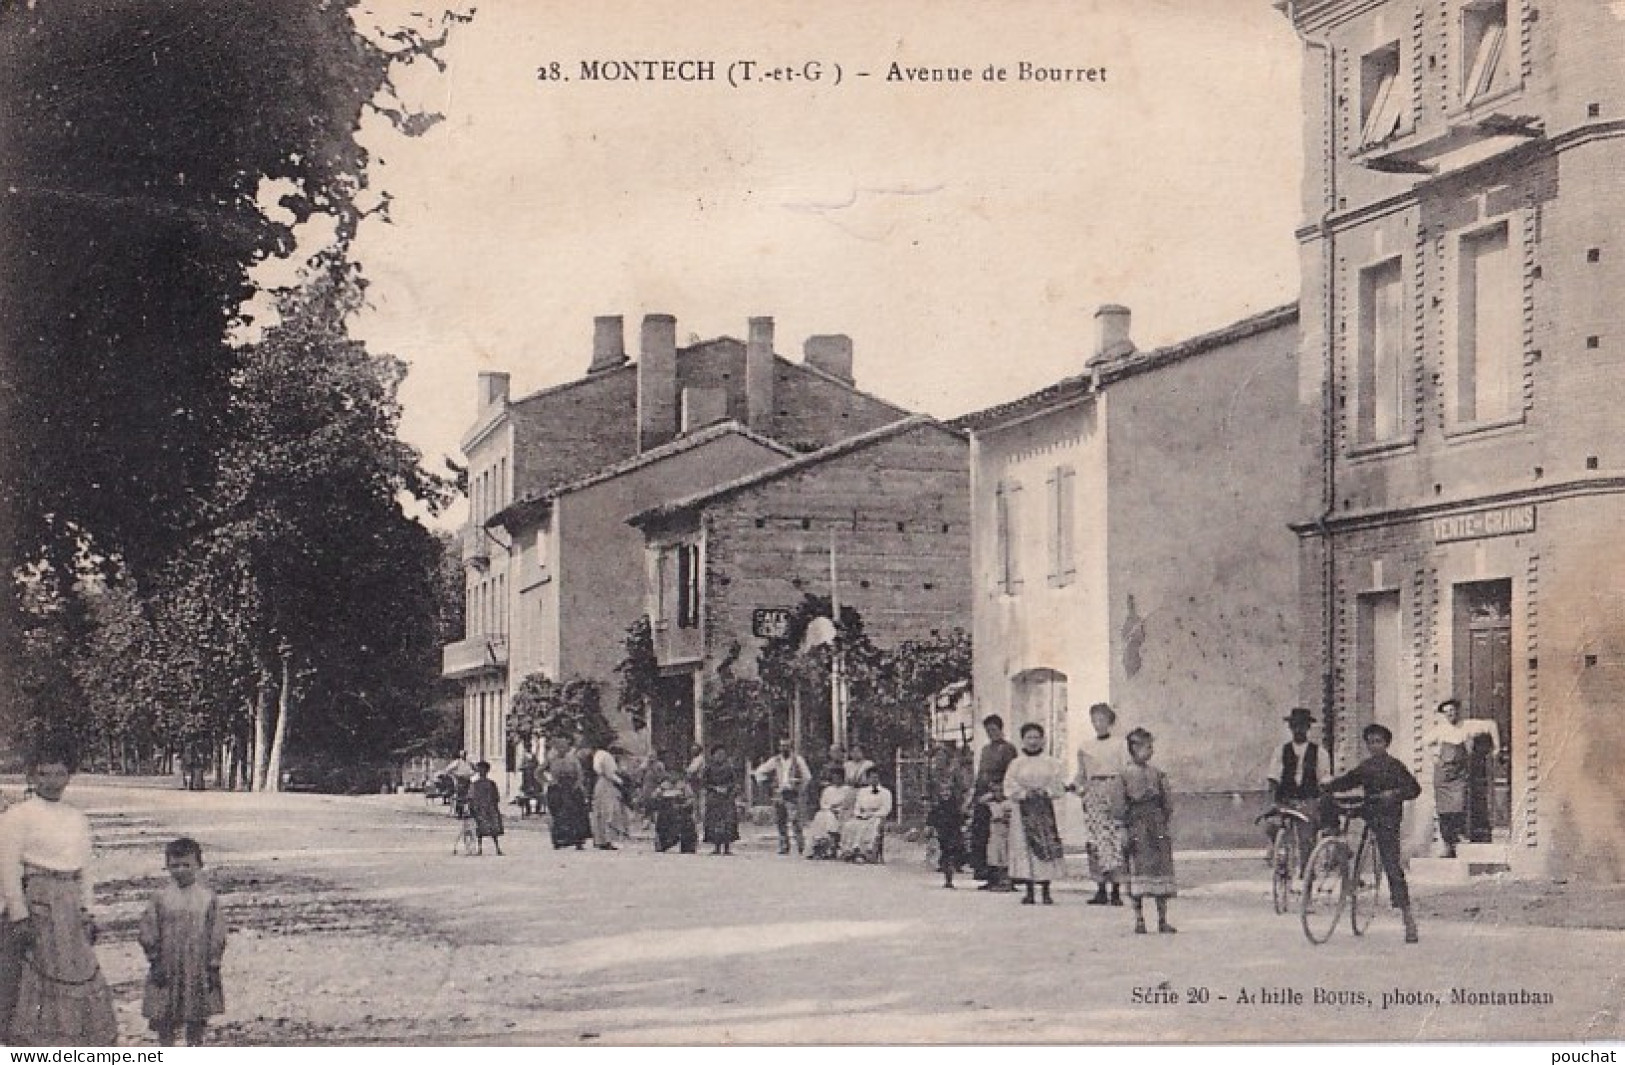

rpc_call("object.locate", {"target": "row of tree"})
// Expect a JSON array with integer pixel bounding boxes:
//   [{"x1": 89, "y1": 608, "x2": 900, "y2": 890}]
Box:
[
  {"x1": 0, "y1": 2, "x2": 470, "y2": 783},
  {"x1": 508, "y1": 597, "x2": 972, "y2": 773}
]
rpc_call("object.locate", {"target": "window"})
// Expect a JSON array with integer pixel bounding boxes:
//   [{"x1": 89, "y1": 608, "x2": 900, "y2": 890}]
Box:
[
  {"x1": 1356, "y1": 258, "x2": 1406, "y2": 443},
  {"x1": 1359, "y1": 43, "x2": 1404, "y2": 147},
  {"x1": 1046, "y1": 465, "x2": 1076, "y2": 587},
  {"x1": 1456, "y1": 222, "x2": 1520, "y2": 425},
  {"x1": 675, "y1": 542, "x2": 701, "y2": 629},
  {"x1": 1462, "y1": 1, "x2": 1510, "y2": 105},
  {"x1": 995, "y1": 479, "x2": 1023, "y2": 595},
  {"x1": 1354, "y1": 590, "x2": 1402, "y2": 742}
]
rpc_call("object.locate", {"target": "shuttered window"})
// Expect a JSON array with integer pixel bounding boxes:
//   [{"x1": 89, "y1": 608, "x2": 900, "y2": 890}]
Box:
[
  {"x1": 1047, "y1": 466, "x2": 1076, "y2": 587},
  {"x1": 996, "y1": 479, "x2": 1023, "y2": 595}
]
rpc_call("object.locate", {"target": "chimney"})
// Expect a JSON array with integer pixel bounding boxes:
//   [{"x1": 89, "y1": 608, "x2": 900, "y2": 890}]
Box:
[
  {"x1": 477, "y1": 371, "x2": 510, "y2": 410},
  {"x1": 745, "y1": 315, "x2": 776, "y2": 431},
  {"x1": 589, "y1": 315, "x2": 628, "y2": 374},
  {"x1": 638, "y1": 313, "x2": 679, "y2": 452},
  {"x1": 804, "y1": 334, "x2": 854, "y2": 384},
  {"x1": 1094, "y1": 304, "x2": 1135, "y2": 361}
]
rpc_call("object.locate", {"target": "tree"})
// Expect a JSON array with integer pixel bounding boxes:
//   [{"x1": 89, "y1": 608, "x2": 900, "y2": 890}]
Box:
[
  {"x1": 0, "y1": 0, "x2": 470, "y2": 744},
  {"x1": 613, "y1": 617, "x2": 658, "y2": 734},
  {"x1": 508, "y1": 673, "x2": 617, "y2": 752}
]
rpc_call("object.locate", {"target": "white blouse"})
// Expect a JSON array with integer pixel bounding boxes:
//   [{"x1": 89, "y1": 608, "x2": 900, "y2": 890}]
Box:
[{"x1": 0, "y1": 798, "x2": 96, "y2": 917}]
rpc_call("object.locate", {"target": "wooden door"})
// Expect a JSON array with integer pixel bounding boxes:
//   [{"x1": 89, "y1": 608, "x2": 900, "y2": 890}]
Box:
[{"x1": 1466, "y1": 612, "x2": 1512, "y2": 839}]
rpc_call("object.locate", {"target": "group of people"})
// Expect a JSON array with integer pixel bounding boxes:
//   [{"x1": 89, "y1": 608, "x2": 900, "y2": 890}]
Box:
[
  {"x1": 1, "y1": 747, "x2": 227, "y2": 1047},
  {"x1": 950, "y1": 708, "x2": 1178, "y2": 933},
  {"x1": 1268, "y1": 696, "x2": 1500, "y2": 945}
]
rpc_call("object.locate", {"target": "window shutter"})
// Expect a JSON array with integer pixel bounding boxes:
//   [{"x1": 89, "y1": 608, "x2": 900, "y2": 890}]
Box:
[
  {"x1": 1046, "y1": 468, "x2": 1060, "y2": 584},
  {"x1": 995, "y1": 482, "x2": 1011, "y2": 594},
  {"x1": 1007, "y1": 480, "x2": 1024, "y2": 591},
  {"x1": 676, "y1": 543, "x2": 692, "y2": 628},
  {"x1": 1060, "y1": 466, "x2": 1076, "y2": 582}
]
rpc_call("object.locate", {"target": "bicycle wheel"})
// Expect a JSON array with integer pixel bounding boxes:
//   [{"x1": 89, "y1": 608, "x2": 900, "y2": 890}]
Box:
[
  {"x1": 1300, "y1": 836, "x2": 1349, "y2": 944},
  {"x1": 1350, "y1": 829, "x2": 1384, "y2": 936},
  {"x1": 1270, "y1": 827, "x2": 1298, "y2": 915}
]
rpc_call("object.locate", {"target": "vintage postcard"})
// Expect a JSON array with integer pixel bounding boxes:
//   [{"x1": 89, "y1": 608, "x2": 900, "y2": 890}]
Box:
[{"x1": 1, "y1": 0, "x2": 1621, "y2": 1051}]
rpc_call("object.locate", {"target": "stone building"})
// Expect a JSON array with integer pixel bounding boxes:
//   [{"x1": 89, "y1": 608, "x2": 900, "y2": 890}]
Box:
[
  {"x1": 628, "y1": 416, "x2": 971, "y2": 763},
  {"x1": 957, "y1": 303, "x2": 1301, "y2": 847},
  {"x1": 442, "y1": 313, "x2": 909, "y2": 772},
  {"x1": 1280, "y1": 0, "x2": 1625, "y2": 877}
]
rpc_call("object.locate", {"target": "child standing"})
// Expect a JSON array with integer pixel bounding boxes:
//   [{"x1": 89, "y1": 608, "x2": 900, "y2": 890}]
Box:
[
  {"x1": 1321, "y1": 722, "x2": 1423, "y2": 943},
  {"x1": 467, "y1": 761, "x2": 505, "y2": 856},
  {"x1": 139, "y1": 838, "x2": 226, "y2": 1046},
  {"x1": 1121, "y1": 728, "x2": 1178, "y2": 934}
]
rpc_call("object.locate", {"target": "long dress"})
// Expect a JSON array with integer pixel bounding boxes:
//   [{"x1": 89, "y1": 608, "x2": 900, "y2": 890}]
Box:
[
  {"x1": 701, "y1": 762, "x2": 740, "y2": 845},
  {"x1": 1122, "y1": 762, "x2": 1177, "y2": 898},
  {"x1": 590, "y1": 751, "x2": 631, "y2": 845},
  {"x1": 139, "y1": 882, "x2": 226, "y2": 1032},
  {"x1": 467, "y1": 777, "x2": 504, "y2": 840},
  {"x1": 10, "y1": 869, "x2": 118, "y2": 1046},
  {"x1": 544, "y1": 754, "x2": 592, "y2": 848},
  {"x1": 1074, "y1": 733, "x2": 1128, "y2": 880},
  {"x1": 838, "y1": 785, "x2": 893, "y2": 861},
  {"x1": 808, "y1": 784, "x2": 853, "y2": 858},
  {"x1": 1002, "y1": 752, "x2": 1068, "y2": 883}
]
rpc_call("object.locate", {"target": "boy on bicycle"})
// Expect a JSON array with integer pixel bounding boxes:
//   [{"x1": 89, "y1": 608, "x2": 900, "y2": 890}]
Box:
[{"x1": 1320, "y1": 723, "x2": 1423, "y2": 944}]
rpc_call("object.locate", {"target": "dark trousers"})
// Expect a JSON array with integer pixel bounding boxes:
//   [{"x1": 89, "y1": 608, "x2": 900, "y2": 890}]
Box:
[
  {"x1": 1438, "y1": 812, "x2": 1467, "y2": 850},
  {"x1": 968, "y1": 801, "x2": 992, "y2": 877},
  {"x1": 0, "y1": 917, "x2": 25, "y2": 1041},
  {"x1": 774, "y1": 790, "x2": 804, "y2": 852},
  {"x1": 1369, "y1": 819, "x2": 1411, "y2": 910}
]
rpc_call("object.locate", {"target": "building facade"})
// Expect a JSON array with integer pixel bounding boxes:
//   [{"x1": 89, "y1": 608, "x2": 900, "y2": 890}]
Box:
[
  {"x1": 629, "y1": 416, "x2": 971, "y2": 763},
  {"x1": 1282, "y1": 0, "x2": 1625, "y2": 877},
  {"x1": 960, "y1": 304, "x2": 1301, "y2": 847},
  {"x1": 441, "y1": 313, "x2": 910, "y2": 774}
]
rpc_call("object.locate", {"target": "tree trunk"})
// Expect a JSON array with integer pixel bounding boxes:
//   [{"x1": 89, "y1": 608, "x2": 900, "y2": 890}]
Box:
[
  {"x1": 251, "y1": 658, "x2": 273, "y2": 791},
  {"x1": 264, "y1": 650, "x2": 294, "y2": 793}
]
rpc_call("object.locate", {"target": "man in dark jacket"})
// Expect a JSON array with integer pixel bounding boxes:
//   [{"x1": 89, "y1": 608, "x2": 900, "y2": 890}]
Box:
[{"x1": 1322, "y1": 723, "x2": 1423, "y2": 944}]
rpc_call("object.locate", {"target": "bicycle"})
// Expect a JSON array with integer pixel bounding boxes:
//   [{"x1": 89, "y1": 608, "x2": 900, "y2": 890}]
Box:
[
  {"x1": 1300, "y1": 794, "x2": 1383, "y2": 944},
  {"x1": 1255, "y1": 785, "x2": 1316, "y2": 915}
]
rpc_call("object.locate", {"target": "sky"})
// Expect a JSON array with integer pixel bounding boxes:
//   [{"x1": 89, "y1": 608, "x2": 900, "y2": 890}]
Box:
[{"x1": 342, "y1": 1, "x2": 1306, "y2": 522}]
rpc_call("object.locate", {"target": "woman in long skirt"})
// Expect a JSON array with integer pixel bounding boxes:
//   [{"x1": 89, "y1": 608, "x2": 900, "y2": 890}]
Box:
[
  {"x1": 1002, "y1": 722, "x2": 1069, "y2": 905},
  {"x1": 701, "y1": 746, "x2": 740, "y2": 855},
  {"x1": 838, "y1": 768, "x2": 892, "y2": 863},
  {"x1": 466, "y1": 761, "x2": 505, "y2": 856},
  {"x1": 543, "y1": 739, "x2": 591, "y2": 849},
  {"x1": 1, "y1": 751, "x2": 117, "y2": 1046},
  {"x1": 1121, "y1": 728, "x2": 1177, "y2": 934},
  {"x1": 1074, "y1": 702, "x2": 1128, "y2": 905},
  {"x1": 590, "y1": 748, "x2": 631, "y2": 850}
]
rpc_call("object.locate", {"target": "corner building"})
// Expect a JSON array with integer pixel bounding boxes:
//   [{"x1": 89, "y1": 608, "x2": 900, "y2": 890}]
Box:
[{"x1": 1282, "y1": 0, "x2": 1625, "y2": 878}]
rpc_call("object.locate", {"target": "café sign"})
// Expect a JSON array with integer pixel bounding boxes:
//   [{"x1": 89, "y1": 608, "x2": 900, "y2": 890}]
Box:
[
  {"x1": 752, "y1": 607, "x2": 793, "y2": 639},
  {"x1": 1432, "y1": 504, "x2": 1536, "y2": 544}
]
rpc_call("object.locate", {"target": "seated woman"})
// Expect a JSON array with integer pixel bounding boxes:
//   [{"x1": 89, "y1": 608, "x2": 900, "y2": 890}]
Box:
[
  {"x1": 806, "y1": 766, "x2": 853, "y2": 860},
  {"x1": 838, "y1": 767, "x2": 893, "y2": 863}
]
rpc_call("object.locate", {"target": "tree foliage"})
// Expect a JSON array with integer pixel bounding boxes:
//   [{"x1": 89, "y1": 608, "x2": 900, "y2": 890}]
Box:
[
  {"x1": 700, "y1": 594, "x2": 973, "y2": 771},
  {"x1": 508, "y1": 673, "x2": 617, "y2": 752},
  {"x1": 613, "y1": 616, "x2": 658, "y2": 734},
  {"x1": 0, "y1": 1, "x2": 471, "y2": 768}
]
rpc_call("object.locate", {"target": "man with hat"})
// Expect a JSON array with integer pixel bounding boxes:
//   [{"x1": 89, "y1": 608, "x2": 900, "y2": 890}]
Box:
[{"x1": 1269, "y1": 708, "x2": 1324, "y2": 874}]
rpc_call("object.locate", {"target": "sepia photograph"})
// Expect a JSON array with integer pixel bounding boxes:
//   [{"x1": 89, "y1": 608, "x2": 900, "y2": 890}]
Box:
[{"x1": 1, "y1": 0, "x2": 1622, "y2": 1050}]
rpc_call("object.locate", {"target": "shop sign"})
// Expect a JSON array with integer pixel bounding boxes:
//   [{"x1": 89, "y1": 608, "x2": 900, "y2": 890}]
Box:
[
  {"x1": 1432, "y1": 504, "x2": 1536, "y2": 544},
  {"x1": 752, "y1": 607, "x2": 793, "y2": 639}
]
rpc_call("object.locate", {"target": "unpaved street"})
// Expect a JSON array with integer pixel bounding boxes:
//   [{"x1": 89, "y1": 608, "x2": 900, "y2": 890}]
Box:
[{"x1": 54, "y1": 780, "x2": 1625, "y2": 1045}]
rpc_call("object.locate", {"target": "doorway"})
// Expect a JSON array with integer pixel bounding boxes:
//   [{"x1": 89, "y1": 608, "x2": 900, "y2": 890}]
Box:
[
  {"x1": 1453, "y1": 579, "x2": 1512, "y2": 840},
  {"x1": 1011, "y1": 668, "x2": 1069, "y2": 758},
  {"x1": 652, "y1": 671, "x2": 696, "y2": 765}
]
